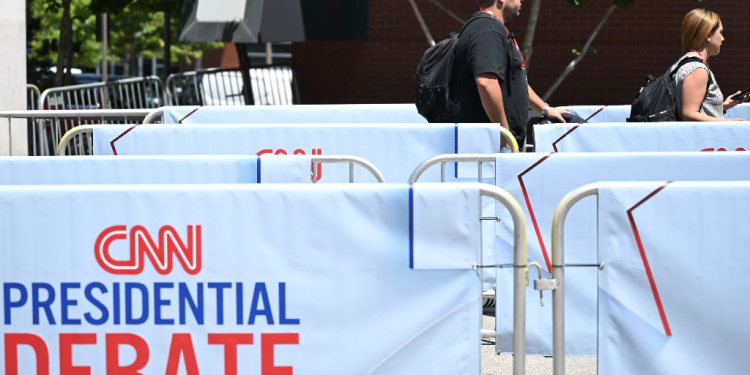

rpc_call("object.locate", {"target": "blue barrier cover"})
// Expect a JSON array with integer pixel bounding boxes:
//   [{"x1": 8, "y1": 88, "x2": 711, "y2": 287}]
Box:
[
  {"x1": 0, "y1": 155, "x2": 314, "y2": 185},
  {"x1": 598, "y1": 181, "x2": 750, "y2": 374},
  {"x1": 562, "y1": 103, "x2": 750, "y2": 123},
  {"x1": 161, "y1": 104, "x2": 427, "y2": 124},
  {"x1": 0, "y1": 183, "x2": 481, "y2": 374},
  {"x1": 493, "y1": 152, "x2": 750, "y2": 355},
  {"x1": 92, "y1": 123, "x2": 500, "y2": 183},
  {"x1": 534, "y1": 122, "x2": 750, "y2": 153}
]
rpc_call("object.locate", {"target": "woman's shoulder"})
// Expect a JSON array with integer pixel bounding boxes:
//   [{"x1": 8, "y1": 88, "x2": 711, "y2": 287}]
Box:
[{"x1": 672, "y1": 55, "x2": 709, "y2": 79}]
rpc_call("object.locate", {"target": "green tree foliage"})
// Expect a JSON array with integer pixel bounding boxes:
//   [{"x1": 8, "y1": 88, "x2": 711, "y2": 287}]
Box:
[
  {"x1": 27, "y1": 0, "x2": 99, "y2": 89},
  {"x1": 27, "y1": 0, "x2": 222, "y2": 89}
]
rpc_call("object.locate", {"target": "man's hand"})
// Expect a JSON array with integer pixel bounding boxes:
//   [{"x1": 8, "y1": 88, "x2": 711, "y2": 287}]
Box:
[{"x1": 545, "y1": 107, "x2": 571, "y2": 123}]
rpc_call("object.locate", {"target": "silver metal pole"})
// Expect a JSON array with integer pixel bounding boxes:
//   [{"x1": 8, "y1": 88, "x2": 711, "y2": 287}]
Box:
[
  {"x1": 310, "y1": 156, "x2": 387, "y2": 183},
  {"x1": 550, "y1": 183, "x2": 599, "y2": 375},
  {"x1": 101, "y1": 13, "x2": 109, "y2": 108},
  {"x1": 265, "y1": 42, "x2": 273, "y2": 65},
  {"x1": 478, "y1": 185, "x2": 527, "y2": 375},
  {"x1": 408, "y1": 154, "x2": 495, "y2": 183}
]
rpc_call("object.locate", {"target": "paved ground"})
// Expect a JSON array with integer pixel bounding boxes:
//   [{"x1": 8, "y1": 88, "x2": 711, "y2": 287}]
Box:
[{"x1": 481, "y1": 315, "x2": 597, "y2": 375}]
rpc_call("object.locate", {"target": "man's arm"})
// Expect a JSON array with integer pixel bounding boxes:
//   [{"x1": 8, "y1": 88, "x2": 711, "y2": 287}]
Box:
[
  {"x1": 476, "y1": 73, "x2": 511, "y2": 147},
  {"x1": 528, "y1": 84, "x2": 569, "y2": 122}
]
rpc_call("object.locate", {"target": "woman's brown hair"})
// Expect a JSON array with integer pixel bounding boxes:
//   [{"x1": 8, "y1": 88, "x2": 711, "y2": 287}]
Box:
[{"x1": 682, "y1": 9, "x2": 721, "y2": 53}]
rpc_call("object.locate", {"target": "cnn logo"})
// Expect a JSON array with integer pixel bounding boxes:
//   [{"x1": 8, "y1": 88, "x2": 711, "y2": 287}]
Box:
[
  {"x1": 95, "y1": 225, "x2": 202, "y2": 275},
  {"x1": 257, "y1": 148, "x2": 323, "y2": 181}
]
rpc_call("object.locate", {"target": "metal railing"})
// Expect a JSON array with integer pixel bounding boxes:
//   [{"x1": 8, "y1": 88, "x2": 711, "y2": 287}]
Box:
[
  {"x1": 39, "y1": 76, "x2": 165, "y2": 110},
  {"x1": 0, "y1": 110, "x2": 150, "y2": 156},
  {"x1": 409, "y1": 157, "x2": 529, "y2": 375},
  {"x1": 311, "y1": 156, "x2": 387, "y2": 183},
  {"x1": 27, "y1": 85, "x2": 40, "y2": 110},
  {"x1": 165, "y1": 65, "x2": 300, "y2": 106},
  {"x1": 548, "y1": 183, "x2": 599, "y2": 375},
  {"x1": 481, "y1": 185, "x2": 528, "y2": 375}
]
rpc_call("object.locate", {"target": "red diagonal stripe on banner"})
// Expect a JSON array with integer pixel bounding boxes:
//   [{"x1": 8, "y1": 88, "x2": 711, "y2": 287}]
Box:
[
  {"x1": 551, "y1": 125, "x2": 580, "y2": 152},
  {"x1": 178, "y1": 106, "x2": 203, "y2": 124},
  {"x1": 518, "y1": 153, "x2": 554, "y2": 272},
  {"x1": 110, "y1": 106, "x2": 203, "y2": 155},
  {"x1": 583, "y1": 105, "x2": 608, "y2": 122},
  {"x1": 550, "y1": 105, "x2": 607, "y2": 152},
  {"x1": 626, "y1": 181, "x2": 673, "y2": 337},
  {"x1": 109, "y1": 124, "x2": 140, "y2": 156}
]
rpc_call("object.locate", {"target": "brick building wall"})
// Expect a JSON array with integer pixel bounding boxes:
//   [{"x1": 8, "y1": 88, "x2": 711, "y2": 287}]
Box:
[{"x1": 291, "y1": 0, "x2": 750, "y2": 106}]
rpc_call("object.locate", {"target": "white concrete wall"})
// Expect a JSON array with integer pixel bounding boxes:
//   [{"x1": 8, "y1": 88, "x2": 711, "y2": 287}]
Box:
[{"x1": 0, "y1": 0, "x2": 27, "y2": 155}]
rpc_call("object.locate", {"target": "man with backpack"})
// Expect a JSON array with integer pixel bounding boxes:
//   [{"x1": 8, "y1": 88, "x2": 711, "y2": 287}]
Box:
[{"x1": 451, "y1": 0, "x2": 569, "y2": 146}]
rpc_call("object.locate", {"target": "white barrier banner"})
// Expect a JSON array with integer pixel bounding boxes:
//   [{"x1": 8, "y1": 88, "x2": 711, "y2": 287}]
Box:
[
  {"x1": 0, "y1": 156, "x2": 315, "y2": 185},
  {"x1": 565, "y1": 105, "x2": 630, "y2": 123},
  {"x1": 92, "y1": 124, "x2": 500, "y2": 182},
  {"x1": 534, "y1": 122, "x2": 750, "y2": 153},
  {"x1": 598, "y1": 181, "x2": 750, "y2": 374},
  {"x1": 161, "y1": 104, "x2": 428, "y2": 124},
  {"x1": 493, "y1": 152, "x2": 750, "y2": 355},
  {"x1": 563, "y1": 103, "x2": 750, "y2": 123},
  {"x1": 0, "y1": 184, "x2": 481, "y2": 374}
]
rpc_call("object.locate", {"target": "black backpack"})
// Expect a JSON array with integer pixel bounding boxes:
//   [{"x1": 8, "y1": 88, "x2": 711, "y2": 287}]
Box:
[
  {"x1": 413, "y1": 14, "x2": 493, "y2": 123},
  {"x1": 626, "y1": 56, "x2": 711, "y2": 122}
]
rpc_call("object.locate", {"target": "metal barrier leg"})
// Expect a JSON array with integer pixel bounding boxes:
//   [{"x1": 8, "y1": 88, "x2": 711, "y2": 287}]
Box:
[
  {"x1": 549, "y1": 183, "x2": 599, "y2": 375},
  {"x1": 410, "y1": 157, "x2": 528, "y2": 375},
  {"x1": 479, "y1": 185, "x2": 527, "y2": 375}
]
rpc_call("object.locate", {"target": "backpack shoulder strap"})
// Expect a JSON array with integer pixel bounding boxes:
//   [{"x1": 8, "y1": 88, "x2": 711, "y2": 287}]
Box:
[
  {"x1": 670, "y1": 56, "x2": 713, "y2": 114},
  {"x1": 670, "y1": 56, "x2": 713, "y2": 85}
]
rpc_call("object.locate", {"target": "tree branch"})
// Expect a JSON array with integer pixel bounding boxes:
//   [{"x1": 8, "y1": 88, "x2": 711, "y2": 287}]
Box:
[
  {"x1": 427, "y1": 0, "x2": 465, "y2": 25},
  {"x1": 521, "y1": 0, "x2": 541, "y2": 70},
  {"x1": 407, "y1": 0, "x2": 435, "y2": 46},
  {"x1": 542, "y1": 4, "x2": 616, "y2": 102}
]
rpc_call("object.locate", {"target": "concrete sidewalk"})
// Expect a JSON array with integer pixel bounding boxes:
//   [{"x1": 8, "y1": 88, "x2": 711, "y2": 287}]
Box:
[{"x1": 481, "y1": 315, "x2": 597, "y2": 375}]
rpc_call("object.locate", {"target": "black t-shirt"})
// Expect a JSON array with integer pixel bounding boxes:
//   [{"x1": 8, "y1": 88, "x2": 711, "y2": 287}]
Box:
[{"x1": 451, "y1": 12, "x2": 529, "y2": 145}]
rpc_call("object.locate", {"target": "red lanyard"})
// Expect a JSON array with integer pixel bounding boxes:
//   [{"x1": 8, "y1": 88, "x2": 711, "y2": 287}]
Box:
[
  {"x1": 481, "y1": 8, "x2": 526, "y2": 68},
  {"x1": 691, "y1": 50, "x2": 708, "y2": 66}
]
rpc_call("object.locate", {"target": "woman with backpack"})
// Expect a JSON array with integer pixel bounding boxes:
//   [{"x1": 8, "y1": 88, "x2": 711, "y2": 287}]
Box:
[{"x1": 674, "y1": 9, "x2": 747, "y2": 121}]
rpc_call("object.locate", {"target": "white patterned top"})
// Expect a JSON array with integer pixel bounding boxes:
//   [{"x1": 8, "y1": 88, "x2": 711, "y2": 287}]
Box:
[{"x1": 671, "y1": 55, "x2": 724, "y2": 119}]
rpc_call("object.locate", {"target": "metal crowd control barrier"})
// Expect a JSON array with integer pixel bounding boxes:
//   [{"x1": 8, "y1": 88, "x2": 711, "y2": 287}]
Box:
[
  {"x1": 142, "y1": 108, "x2": 163, "y2": 124},
  {"x1": 55, "y1": 126, "x2": 387, "y2": 182},
  {"x1": 39, "y1": 76, "x2": 165, "y2": 110},
  {"x1": 27, "y1": 85, "x2": 40, "y2": 110},
  {"x1": 0, "y1": 110, "x2": 150, "y2": 156},
  {"x1": 165, "y1": 65, "x2": 300, "y2": 106},
  {"x1": 310, "y1": 156, "x2": 387, "y2": 183},
  {"x1": 410, "y1": 156, "x2": 529, "y2": 375},
  {"x1": 408, "y1": 152, "x2": 520, "y2": 294},
  {"x1": 58, "y1": 123, "x2": 519, "y2": 157},
  {"x1": 548, "y1": 183, "x2": 600, "y2": 375}
]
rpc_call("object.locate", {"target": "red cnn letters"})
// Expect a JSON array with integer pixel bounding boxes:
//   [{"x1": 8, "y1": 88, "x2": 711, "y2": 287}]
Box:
[
  {"x1": 701, "y1": 147, "x2": 746, "y2": 152},
  {"x1": 95, "y1": 225, "x2": 202, "y2": 275},
  {"x1": 257, "y1": 148, "x2": 323, "y2": 181}
]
